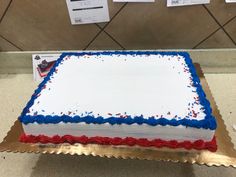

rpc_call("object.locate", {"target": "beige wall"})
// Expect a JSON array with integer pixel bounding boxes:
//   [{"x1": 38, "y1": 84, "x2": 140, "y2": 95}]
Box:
[{"x1": 0, "y1": 0, "x2": 236, "y2": 51}]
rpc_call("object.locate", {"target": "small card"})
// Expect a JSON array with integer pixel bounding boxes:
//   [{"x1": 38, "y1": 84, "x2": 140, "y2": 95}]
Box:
[
  {"x1": 225, "y1": 0, "x2": 236, "y2": 3},
  {"x1": 66, "y1": 0, "x2": 110, "y2": 25},
  {"x1": 32, "y1": 54, "x2": 60, "y2": 82},
  {"x1": 113, "y1": 0, "x2": 155, "y2": 2},
  {"x1": 167, "y1": 0, "x2": 210, "y2": 7}
]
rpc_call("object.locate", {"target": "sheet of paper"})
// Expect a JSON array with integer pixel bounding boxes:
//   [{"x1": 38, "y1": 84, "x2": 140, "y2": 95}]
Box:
[
  {"x1": 66, "y1": 0, "x2": 110, "y2": 25},
  {"x1": 113, "y1": 0, "x2": 155, "y2": 2},
  {"x1": 167, "y1": 0, "x2": 210, "y2": 6},
  {"x1": 225, "y1": 0, "x2": 236, "y2": 3},
  {"x1": 32, "y1": 54, "x2": 60, "y2": 82}
]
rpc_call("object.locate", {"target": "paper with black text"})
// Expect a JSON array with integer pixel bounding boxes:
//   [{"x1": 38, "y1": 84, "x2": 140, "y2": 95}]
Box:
[
  {"x1": 167, "y1": 0, "x2": 210, "y2": 7},
  {"x1": 66, "y1": 0, "x2": 110, "y2": 25},
  {"x1": 113, "y1": 0, "x2": 154, "y2": 2},
  {"x1": 225, "y1": 0, "x2": 236, "y2": 3}
]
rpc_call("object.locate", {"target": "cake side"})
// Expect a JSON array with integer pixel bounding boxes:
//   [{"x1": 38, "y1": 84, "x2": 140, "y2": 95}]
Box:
[{"x1": 23, "y1": 123, "x2": 215, "y2": 141}]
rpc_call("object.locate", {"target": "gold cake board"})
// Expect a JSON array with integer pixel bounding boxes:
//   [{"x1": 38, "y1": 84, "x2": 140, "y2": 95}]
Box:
[{"x1": 0, "y1": 63, "x2": 236, "y2": 167}]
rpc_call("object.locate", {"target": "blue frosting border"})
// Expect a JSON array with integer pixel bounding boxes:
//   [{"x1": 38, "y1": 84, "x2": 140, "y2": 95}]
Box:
[{"x1": 19, "y1": 51, "x2": 217, "y2": 130}]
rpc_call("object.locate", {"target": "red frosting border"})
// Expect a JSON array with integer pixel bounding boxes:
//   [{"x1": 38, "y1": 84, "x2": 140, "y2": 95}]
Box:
[{"x1": 19, "y1": 134, "x2": 217, "y2": 152}]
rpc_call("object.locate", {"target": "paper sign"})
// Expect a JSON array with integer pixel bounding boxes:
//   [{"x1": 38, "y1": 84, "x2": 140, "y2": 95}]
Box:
[
  {"x1": 113, "y1": 0, "x2": 154, "y2": 2},
  {"x1": 66, "y1": 0, "x2": 110, "y2": 25},
  {"x1": 225, "y1": 0, "x2": 236, "y2": 3},
  {"x1": 167, "y1": 0, "x2": 210, "y2": 6},
  {"x1": 32, "y1": 54, "x2": 60, "y2": 82}
]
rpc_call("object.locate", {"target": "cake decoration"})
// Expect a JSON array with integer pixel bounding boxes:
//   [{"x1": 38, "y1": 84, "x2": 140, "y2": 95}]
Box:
[
  {"x1": 20, "y1": 134, "x2": 217, "y2": 152},
  {"x1": 19, "y1": 51, "x2": 217, "y2": 151}
]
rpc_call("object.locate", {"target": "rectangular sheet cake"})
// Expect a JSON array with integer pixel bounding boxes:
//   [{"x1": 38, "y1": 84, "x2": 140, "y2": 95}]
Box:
[{"x1": 19, "y1": 51, "x2": 217, "y2": 151}]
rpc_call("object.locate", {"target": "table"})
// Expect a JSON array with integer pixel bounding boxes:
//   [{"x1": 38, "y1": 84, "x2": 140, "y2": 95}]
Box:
[{"x1": 0, "y1": 50, "x2": 236, "y2": 176}]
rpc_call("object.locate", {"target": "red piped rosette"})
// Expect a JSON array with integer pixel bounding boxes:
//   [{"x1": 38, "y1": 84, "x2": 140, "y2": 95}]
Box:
[{"x1": 19, "y1": 134, "x2": 217, "y2": 152}]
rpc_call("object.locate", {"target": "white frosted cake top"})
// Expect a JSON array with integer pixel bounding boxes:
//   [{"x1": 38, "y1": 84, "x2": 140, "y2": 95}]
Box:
[{"x1": 26, "y1": 53, "x2": 205, "y2": 121}]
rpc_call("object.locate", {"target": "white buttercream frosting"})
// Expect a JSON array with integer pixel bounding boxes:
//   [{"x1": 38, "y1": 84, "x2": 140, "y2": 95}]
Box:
[
  {"x1": 27, "y1": 54, "x2": 205, "y2": 120},
  {"x1": 23, "y1": 123, "x2": 214, "y2": 141}
]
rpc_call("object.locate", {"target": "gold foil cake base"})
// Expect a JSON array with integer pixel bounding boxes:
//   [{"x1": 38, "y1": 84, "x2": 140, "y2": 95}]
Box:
[{"x1": 0, "y1": 64, "x2": 236, "y2": 167}]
